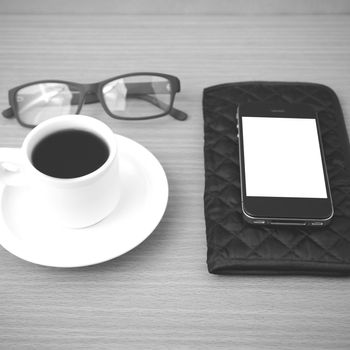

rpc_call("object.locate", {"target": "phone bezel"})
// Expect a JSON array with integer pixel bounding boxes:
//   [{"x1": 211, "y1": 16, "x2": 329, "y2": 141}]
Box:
[{"x1": 238, "y1": 102, "x2": 334, "y2": 222}]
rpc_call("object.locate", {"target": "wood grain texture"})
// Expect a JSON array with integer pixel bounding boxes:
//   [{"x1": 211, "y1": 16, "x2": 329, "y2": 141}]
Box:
[
  {"x1": 1, "y1": 0, "x2": 350, "y2": 15},
  {"x1": 0, "y1": 13, "x2": 350, "y2": 350}
]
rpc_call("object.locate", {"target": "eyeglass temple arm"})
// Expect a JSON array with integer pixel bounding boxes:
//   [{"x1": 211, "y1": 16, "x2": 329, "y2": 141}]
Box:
[
  {"x1": 129, "y1": 94, "x2": 187, "y2": 121},
  {"x1": 2, "y1": 107, "x2": 13, "y2": 119},
  {"x1": 125, "y1": 81, "x2": 187, "y2": 120}
]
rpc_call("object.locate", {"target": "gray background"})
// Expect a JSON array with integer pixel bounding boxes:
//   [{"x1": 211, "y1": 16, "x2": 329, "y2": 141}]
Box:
[{"x1": 0, "y1": 1, "x2": 350, "y2": 349}]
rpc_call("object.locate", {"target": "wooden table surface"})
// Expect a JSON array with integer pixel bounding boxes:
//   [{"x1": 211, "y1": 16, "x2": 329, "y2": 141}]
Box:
[{"x1": 0, "y1": 13, "x2": 350, "y2": 350}]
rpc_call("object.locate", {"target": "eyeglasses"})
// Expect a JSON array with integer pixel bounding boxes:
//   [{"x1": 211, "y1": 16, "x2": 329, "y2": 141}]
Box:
[{"x1": 2, "y1": 72, "x2": 188, "y2": 128}]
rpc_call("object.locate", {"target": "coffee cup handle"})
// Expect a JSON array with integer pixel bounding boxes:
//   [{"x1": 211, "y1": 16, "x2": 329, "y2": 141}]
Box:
[{"x1": 0, "y1": 148, "x2": 27, "y2": 187}]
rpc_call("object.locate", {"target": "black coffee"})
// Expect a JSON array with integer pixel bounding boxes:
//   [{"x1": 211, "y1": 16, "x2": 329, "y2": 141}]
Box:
[{"x1": 31, "y1": 129, "x2": 109, "y2": 179}]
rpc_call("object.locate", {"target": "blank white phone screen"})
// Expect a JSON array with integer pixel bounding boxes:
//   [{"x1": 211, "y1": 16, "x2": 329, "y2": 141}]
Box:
[{"x1": 242, "y1": 117, "x2": 327, "y2": 198}]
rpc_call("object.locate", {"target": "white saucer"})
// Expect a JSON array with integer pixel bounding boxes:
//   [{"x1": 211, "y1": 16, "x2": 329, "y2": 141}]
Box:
[{"x1": 0, "y1": 135, "x2": 168, "y2": 267}]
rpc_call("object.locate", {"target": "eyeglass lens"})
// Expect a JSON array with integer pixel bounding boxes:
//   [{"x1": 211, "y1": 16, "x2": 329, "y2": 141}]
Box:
[
  {"x1": 102, "y1": 75, "x2": 172, "y2": 119},
  {"x1": 16, "y1": 83, "x2": 80, "y2": 126}
]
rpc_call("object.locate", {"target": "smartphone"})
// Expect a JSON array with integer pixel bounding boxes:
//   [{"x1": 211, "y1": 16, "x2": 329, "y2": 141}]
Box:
[{"x1": 237, "y1": 102, "x2": 333, "y2": 226}]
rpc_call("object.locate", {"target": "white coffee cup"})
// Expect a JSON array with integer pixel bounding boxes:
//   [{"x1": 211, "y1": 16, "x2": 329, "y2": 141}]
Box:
[{"x1": 0, "y1": 115, "x2": 120, "y2": 228}]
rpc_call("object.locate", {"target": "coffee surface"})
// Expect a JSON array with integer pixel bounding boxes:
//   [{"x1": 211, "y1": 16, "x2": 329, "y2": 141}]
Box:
[{"x1": 31, "y1": 129, "x2": 109, "y2": 179}]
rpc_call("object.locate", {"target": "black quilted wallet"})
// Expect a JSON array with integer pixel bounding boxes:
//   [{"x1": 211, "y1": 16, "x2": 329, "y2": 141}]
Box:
[{"x1": 203, "y1": 82, "x2": 350, "y2": 275}]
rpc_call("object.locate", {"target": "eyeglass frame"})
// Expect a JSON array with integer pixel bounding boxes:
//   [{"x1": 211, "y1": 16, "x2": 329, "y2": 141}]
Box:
[{"x1": 2, "y1": 72, "x2": 188, "y2": 128}]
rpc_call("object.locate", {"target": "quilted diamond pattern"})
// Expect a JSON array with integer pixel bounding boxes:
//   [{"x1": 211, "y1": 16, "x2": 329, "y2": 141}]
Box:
[{"x1": 203, "y1": 82, "x2": 350, "y2": 275}]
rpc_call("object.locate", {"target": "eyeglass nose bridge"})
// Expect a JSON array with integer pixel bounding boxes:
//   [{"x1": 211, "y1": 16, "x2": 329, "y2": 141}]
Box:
[{"x1": 81, "y1": 83, "x2": 101, "y2": 106}]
